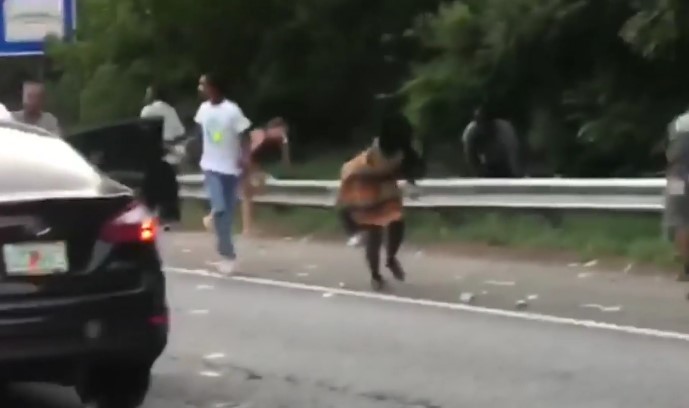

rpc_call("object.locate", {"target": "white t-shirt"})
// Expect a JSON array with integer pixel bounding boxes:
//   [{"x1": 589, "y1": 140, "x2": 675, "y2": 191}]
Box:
[
  {"x1": 194, "y1": 99, "x2": 251, "y2": 175},
  {"x1": 140, "y1": 100, "x2": 186, "y2": 142}
]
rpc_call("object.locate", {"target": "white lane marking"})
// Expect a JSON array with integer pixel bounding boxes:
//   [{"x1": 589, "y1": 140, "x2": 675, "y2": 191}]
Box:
[
  {"x1": 322, "y1": 292, "x2": 335, "y2": 298},
  {"x1": 297, "y1": 272, "x2": 309, "y2": 278},
  {"x1": 167, "y1": 267, "x2": 223, "y2": 278},
  {"x1": 484, "y1": 280, "x2": 516, "y2": 287},
  {"x1": 189, "y1": 309, "x2": 210, "y2": 315},
  {"x1": 577, "y1": 272, "x2": 595, "y2": 279},
  {"x1": 584, "y1": 260, "x2": 599, "y2": 268},
  {"x1": 182, "y1": 249, "x2": 192, "y2": 253},
  {"x1": 204, "y1": 353, "x2": 226, "y2": 360},
  {"x1": 581, "y1": 304, "x2": 623, "y2": 313},
  {"x1": 196, "y1": 284, "x2": 215, "y2": 290},
  {"x1": 200, "y1": 370, "x2": 222, "y2": 377},
  {"x1": 527, "y1": 294, "x2": 539, "y2": 301},
  {"x1": 164, "y1": 267, "x2": 689, "y2": 342}
]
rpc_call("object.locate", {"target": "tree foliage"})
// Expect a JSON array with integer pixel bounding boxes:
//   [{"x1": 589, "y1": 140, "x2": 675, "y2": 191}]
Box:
[
  {"x1": 47, "y1": 0, "x2": 440, "y2": 144},
  {"x1": 47, "y1": 0, "x2": 689, "y2": 175},
  {"x1": 404, "y1": 0, "x2": 689, "y2": 176}
]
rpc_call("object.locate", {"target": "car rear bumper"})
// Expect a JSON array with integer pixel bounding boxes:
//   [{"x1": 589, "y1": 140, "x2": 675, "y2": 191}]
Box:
[{"x1": 0, "y1": 284, "x2": 168, "y2": 383}]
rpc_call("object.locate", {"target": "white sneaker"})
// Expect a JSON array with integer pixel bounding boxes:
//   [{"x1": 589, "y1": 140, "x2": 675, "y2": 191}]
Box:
[
  {"x1": 346, "y1": 234, "x2": 363, "y2": 247},
  {"x1": 216, "y1": 259, "x2": 237, "y2": 275}
]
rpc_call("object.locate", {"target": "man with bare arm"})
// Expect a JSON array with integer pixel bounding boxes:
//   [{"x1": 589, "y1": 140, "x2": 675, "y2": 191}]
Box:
[{"x1": 12, "y1": 80, "x2": 61, "y2": 136}]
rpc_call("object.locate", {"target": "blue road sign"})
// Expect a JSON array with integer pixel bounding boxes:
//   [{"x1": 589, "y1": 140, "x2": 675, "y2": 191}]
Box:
[{"x1": 0, "y1": 0, "x2": 76, "y2": 57}]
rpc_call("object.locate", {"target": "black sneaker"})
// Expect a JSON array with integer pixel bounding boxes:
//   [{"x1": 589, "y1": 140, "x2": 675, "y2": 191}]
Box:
[
  {"x1": 386, "y1": 258, "x2": 406, "y2": 282},
  {"x1": 371, "y1": 276, "x2": 386, "y2": 291}
]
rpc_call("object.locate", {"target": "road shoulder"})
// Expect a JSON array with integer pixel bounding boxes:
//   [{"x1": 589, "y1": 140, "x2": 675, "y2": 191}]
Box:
[{"x1": 161, "y1": 232, "x2": 689, "y2": 334}]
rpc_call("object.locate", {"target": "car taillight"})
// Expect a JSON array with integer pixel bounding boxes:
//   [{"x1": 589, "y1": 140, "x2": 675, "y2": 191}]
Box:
[
  {"x1": 100, "y1": 201, "x2": 158, "y2": 243},
  {"x1": 149, "y1": 314, "x2": 169, "y2": 326}
]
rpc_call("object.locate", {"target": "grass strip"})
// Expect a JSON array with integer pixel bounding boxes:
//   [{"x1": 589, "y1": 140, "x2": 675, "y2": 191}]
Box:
[{"x1": 180, "y1": 200, "x2": 675, "y2": 268}]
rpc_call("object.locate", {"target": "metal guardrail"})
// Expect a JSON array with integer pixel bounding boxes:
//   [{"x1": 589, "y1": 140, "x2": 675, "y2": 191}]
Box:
[{"x1": 177, "y1": 174, "x2": 667, "y2": 212}]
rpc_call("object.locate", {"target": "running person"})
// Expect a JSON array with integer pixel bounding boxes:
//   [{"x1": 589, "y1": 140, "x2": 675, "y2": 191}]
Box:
[
  {"x1": 241, "y1": 117, "x2": 290, "y2": 236},
  {"x1": 195, "y1": 73, "x2": 251, "y2": 274},
  {"x1": 337, "y1": 114, "x2": 424, "y2": 290}
]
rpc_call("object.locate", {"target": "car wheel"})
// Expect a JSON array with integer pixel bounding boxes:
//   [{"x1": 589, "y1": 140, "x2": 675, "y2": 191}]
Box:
[{"x1": 78, "y1": 363, "x2": 152, "y2": 408}]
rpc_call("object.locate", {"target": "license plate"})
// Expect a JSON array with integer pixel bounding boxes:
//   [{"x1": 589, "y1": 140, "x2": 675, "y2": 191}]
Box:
[{"x1": 2, "y1": 242, "x2": 68, "y2": 276}]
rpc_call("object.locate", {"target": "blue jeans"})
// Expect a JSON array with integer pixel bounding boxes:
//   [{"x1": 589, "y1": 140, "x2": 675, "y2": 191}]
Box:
[{"x1": 203, "y1": 171, "x2": 239, "y2": 259}]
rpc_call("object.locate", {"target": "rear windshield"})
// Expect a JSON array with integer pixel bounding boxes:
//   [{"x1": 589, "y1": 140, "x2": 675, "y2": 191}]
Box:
[{"x1": 0, "y1": 122, "x2": 98, "y2": 178}]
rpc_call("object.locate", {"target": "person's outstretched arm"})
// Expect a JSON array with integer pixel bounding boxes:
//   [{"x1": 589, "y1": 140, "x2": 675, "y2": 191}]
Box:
[
  {"x1": 281, "y1": 135, "x2": 291, "y2": 166},
  {"x1": 234, "y1": 109, "x2": 253, "y2": 171}
]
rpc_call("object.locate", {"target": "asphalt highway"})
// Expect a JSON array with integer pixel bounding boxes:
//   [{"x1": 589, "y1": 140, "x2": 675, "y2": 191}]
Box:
[{"x1": 2, "y1": 232, "x2": 688, "y2": 407}]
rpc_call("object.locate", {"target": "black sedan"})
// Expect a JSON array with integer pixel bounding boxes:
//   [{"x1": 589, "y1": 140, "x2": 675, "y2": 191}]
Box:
[{"x1": 0, "y1": 120, "x2": 169, "y2": 407}]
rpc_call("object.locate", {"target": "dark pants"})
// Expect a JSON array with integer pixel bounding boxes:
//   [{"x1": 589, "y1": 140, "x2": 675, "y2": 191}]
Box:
[
  {"x1": 478, "y1": 160, "x2": 513, "y2": 178},
  {"x1": 143, "y1": 161, "x2": 181, "y2": 222},
  {"x1": 364, "y1": 220, "x2": 405, "y2": 281}
]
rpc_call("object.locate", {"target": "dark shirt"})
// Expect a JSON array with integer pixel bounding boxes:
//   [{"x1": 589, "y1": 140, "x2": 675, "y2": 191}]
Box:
[{"x1": 462, "y1": 119, "x2": 521, "y2": 177}]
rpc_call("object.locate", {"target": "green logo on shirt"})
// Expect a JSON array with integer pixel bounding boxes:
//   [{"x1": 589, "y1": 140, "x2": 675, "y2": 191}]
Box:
[{"x1": 205, "y1": 118, "x2": 224, "y2": 143}]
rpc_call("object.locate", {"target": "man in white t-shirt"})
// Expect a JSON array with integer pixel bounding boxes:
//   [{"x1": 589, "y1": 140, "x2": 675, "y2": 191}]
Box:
[
  {"x1": 12, "y1": 81, "x2": 61, "y2": 136},
  {"x1": 195, "y1": 73, "x2": 251, "y2": 274},
  {"x1": 140, "y1": 85, "x2": 186, "y2": 162}
]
